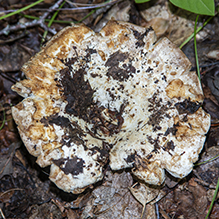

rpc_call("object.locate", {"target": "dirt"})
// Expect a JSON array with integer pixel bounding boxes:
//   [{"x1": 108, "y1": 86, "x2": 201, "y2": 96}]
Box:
[{"x1": 0, "y1": 0, "x2": 219, "y2": 218}]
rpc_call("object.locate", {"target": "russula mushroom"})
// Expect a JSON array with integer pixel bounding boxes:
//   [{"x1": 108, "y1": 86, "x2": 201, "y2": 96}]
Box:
[{"x1": 12, "y1": 20, "x2": 210, "y2": 194}]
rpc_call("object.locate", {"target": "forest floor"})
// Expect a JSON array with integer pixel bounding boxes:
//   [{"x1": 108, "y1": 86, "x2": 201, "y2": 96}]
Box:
[{"x1": 0, "y1": 0, "x2": 219, "y2": 218}]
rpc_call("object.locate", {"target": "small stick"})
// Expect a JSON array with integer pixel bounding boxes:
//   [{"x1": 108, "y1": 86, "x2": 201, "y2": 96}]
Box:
[
  {"x1": 0, "y1": 208, "x2": 5, "y2": 219},
  {"x1": 0, "y1": 0, "x2": 64, "y2": 35}
]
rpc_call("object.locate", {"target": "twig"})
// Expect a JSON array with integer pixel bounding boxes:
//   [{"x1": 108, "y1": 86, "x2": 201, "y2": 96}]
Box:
[
  {"x1": 41, "y1": 0, "x2": 66, "y2": 45},
  {"x1": 0, "y1": 208, "x2": 5, "y2": 219},
  {"x1": 0, "y1": 0, "x2": 120, "y2": 14},
  {"x1": 33, "y1": 0, "x2": 120, "y2": 11},
  {"x1": 0, "y1": 32, "x2": 27, "y2": 44},
  {"x1": 0, "y1": 103, "x2": 6, "y2": 130},
  {"x1": 20, "y1": 14, "x2": 73, "y2": 24},
  {"x1": 155, "y1": 203, "x2": 160, "y2": 219},
  {"x1": 0, "y1": 188, "x2": 24, "y2": 198},
  {"x1": 0, "y1": 0, "x2": 64, "y2": 35},
  {"x1": 0, "y1": 71, "x2": 18, "y2": 83},
  {"x1": 83, "y1": 0, "x2": 122, "y2": 25}
]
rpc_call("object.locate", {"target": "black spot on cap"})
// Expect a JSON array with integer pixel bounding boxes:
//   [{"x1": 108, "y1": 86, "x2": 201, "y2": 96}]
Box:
[
  {"x1": 53, "y1": 157, "x2": 84, "y2": 176},
  {"x1": 59, "y1": 67, "x2": 94, "y2": 121},
  {"x1": 175, "y1": 99, "x2": 201, "y2": 115},
  {"x1": 132, "y1": 26, "x2": 153, "y2": 48},
  {"x1": 105, "y1": 51, "x2": 136, "y2": 81},
  {"x1": 164, "y1": 140, "x2": 175, "y2": 152}
]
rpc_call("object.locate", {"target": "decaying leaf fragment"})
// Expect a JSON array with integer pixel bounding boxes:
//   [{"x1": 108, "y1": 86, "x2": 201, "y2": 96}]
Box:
[{"x1": 11, "y1": 20, "x2": 210, "y2": 193}]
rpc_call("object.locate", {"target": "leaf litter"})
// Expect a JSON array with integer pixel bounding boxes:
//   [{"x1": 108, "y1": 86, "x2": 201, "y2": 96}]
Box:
[{"x1": 0, "y1": 0, "x2": 219, "y2": 218}]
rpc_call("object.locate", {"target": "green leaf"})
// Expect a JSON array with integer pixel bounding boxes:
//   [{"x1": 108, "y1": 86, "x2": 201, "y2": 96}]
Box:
[
  {"x1": 135, "y1": 0, "x2": 151, "y2": 3},
  {"x1": 170, "y1": 0, "x2": 215, "y2": 16}
]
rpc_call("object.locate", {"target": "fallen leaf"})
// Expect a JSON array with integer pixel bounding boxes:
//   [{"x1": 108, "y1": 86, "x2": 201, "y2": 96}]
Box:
[
  {"x1": 0, "y1": 141, "x2": 21, "y2": 179},
  {"x1": 129, "y1": 183, "x2": 159, "y2": 206},
  {"x1": 81, "y1": 171, "x2": 143, "y2": 219}
]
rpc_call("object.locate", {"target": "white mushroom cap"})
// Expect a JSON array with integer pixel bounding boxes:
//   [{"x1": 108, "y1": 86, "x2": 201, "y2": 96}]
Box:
[{"x1": 11, "y1": 20, "x2": 210, "y2": 193}]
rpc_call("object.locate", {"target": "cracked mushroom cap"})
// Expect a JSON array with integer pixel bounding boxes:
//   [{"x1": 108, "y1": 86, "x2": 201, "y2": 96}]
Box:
[{"x1": 12, "y1": 20, "x2": 210, "y2": 193}]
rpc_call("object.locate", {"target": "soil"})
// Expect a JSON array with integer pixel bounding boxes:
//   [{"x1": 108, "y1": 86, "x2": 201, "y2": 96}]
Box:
[{"x1": 0, "y1": 0, "x2": 219, "y2": 218}]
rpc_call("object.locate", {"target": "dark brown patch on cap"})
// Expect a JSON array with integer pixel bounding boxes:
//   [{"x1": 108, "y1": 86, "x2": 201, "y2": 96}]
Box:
[
  {"x1": 132, "y1": 26, "x2": 153, "y2": 48},
  {"x1": 53, "y1": 157, "x2": 84, "y2": 176},
  {"x1": 59, "y1": 67, "x2": 94, "y2": 120},
  {"x1": 41, "y1": 113, "x2": 69, "y2": 127},
  {"x1": 106, "y1": 51, "x2": 129, "y2": 66},
  {"x1": 146, "y1": 67, "x2": 153, "y2": 72},
  {"x1": 89, "y1": 142, "x2": 112, "y2": 164},
  {"x1": 125, "y1": 153, "x2": 136, "y2": 163},
  {"x1": 40, "y1": 114, "x2": 85, "y2": 146},
  {"x1": 175, "y1": 99, "x2": 201, "y2": 115},
  {"x1": 88, "y1": 104, "x2": 125, "y2": 137},
  {"x1": 163, "y1": 140, "x2": 175, "y2": 152},
  {"x1": 164, "y1": 124, "x2": 179, "y2": 136},
  {"x1": 147, "y1": 135, "x2": 161, "y2": 153},
  {"x1": 105, "y1": 51, "x2": 136, "y2": 81},
  {"x1": 58, "y1": 61, "x2": 125, "y2": 138},
  {"x1": 84, "y1": 48, "x2": 97, "y2": 62},
  {"x1": 61, "y1": 57, "x2": 78, "y2": 71},
  {"x1": 147, "y1": 93, "x2": 171, "y2": 131}
]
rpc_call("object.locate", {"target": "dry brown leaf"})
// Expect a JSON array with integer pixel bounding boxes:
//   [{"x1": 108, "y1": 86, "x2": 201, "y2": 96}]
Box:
[
  {"x1": 0, "y1": 141, "x2": 21, "y2": 179},
  {"x1": 129, "y1": 183, "x2": 159, "y2": 206},
  {"x1": 206, "y1": 50, "x2": 219, "y2": 60},
  {"x1": 15, "y1": 149, "x2": 26, "y2": 167},
  {"x1": 81, "y1": 171, "x2": 143, "y2": 219}
]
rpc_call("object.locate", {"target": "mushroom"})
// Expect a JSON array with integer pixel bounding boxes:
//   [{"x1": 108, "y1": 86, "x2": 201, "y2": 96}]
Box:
[{"x1": 11, "y1": 20, "x2": 210, "y2": 194}]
